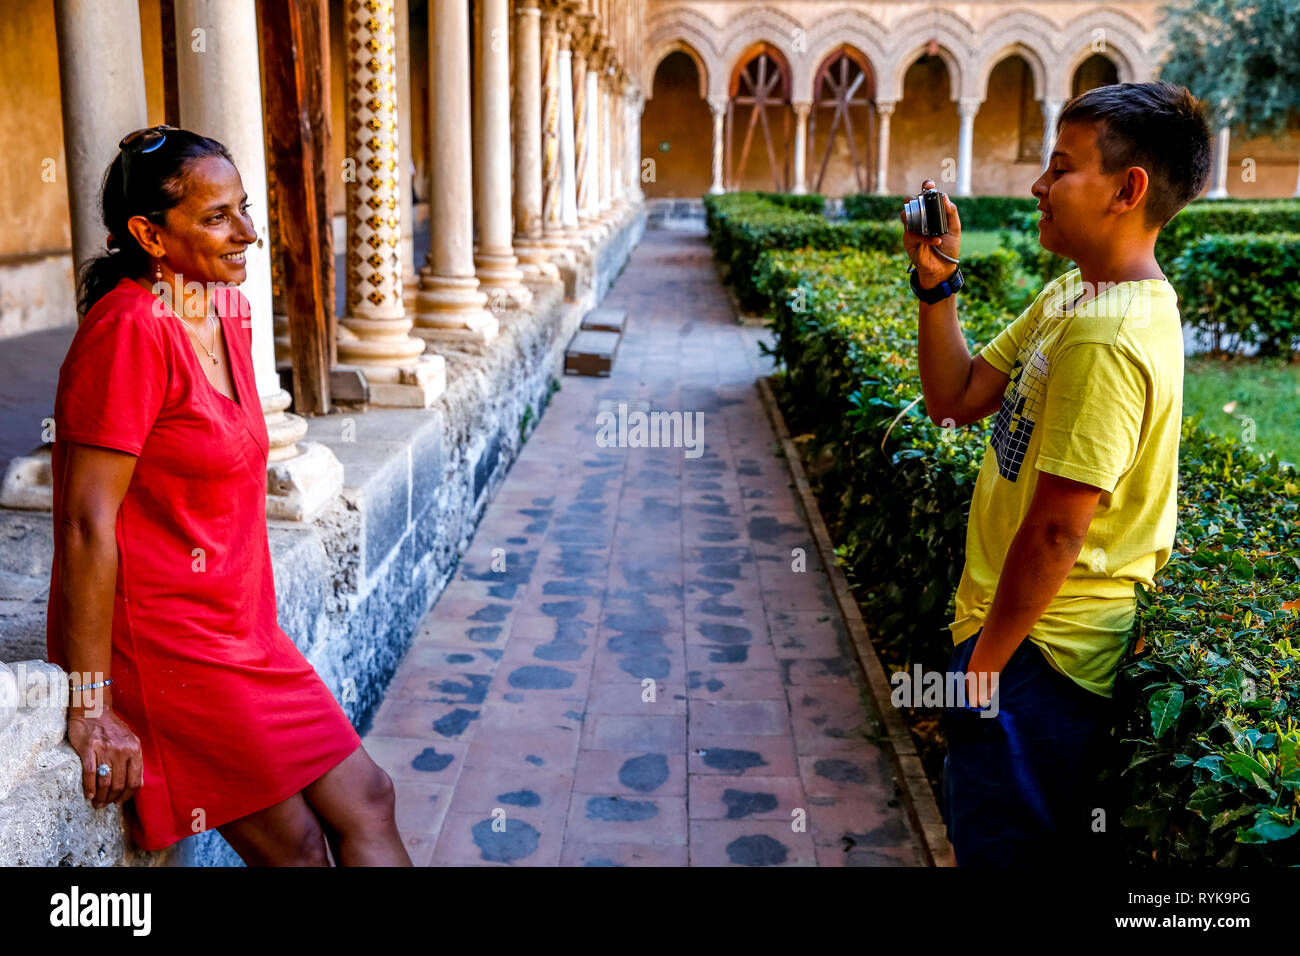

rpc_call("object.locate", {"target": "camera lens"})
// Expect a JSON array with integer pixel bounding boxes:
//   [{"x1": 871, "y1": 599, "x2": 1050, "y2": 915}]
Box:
[{"x1": 903, "y1": 196, "x2": 926, "y2": 235}]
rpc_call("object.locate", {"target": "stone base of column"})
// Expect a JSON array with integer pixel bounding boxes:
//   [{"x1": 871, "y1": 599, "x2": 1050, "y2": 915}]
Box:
[
  {"x1": 513, "y1": 237, "x2": 561, "y2": 281},
  {"x1": 414, "y1": 273, "x2": 499, "y2": 344},
  {"x1": 0, "y1": 447, "x2": 52, "y2": 510},
  {"x1": 540, "y1": 234, "x2": 576, "y2": 271},
  {"x1": 474, "y1": 248, "x2": 532, "y2": 310},
  {"x1": 266, "y1": 440, "x2": 345, "y2": 522},
  {"x1": 335, "y1": 315, "x2": 447, "y2": 406},
  {"x1": 578, "y1": 214, "x2": 608, "y2": 242},
  {"x1": 334, "y1": 352, "x2": 447, "y2": 407},
  {"x1": 262, "y1": 389, "x2": 310, "y2": 463}
]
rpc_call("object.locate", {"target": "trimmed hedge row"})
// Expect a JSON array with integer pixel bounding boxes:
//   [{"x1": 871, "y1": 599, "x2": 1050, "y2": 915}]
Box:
[
  {"x1": 706, "y1": 192, "x2": 1030, "y2": 316},
  {"x1": 1004, "y1": 199, "x2": 1300, "y2": 282},
  {"x1": 702, "y1": 193, "x2": 899, "y2": 311},
  {"x1": 1167, "y1": 233, "x2": 1300, "y2": 357},
  {"x1": 744, "y1": 241, "x2": 1300, "y2": 865}
]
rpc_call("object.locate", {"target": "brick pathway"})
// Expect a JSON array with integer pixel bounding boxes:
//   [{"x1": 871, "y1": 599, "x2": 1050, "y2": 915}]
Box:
[{"x1": 365, "y1": 227, "x2": 924, "y2": 867}]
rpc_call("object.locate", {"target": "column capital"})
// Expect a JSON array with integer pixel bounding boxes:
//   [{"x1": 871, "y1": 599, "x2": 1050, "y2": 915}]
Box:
[
  {"x1": 599, "y1": 40, "x2": 618, "y2": 75},
  {"x1": 707, "y1": 94, "x2": 729, "y2": 118},
  {"x1": 875, "y1": 99, "x2": 896, "y2": 117},
  {"x1": 516, "y1": 0, "x2": 540, "y2": 9},
  {"x1": 1039, "y1": 95, "x2": 1065, "y2": 112},
  {"x1": 571, "y1": 11, "x2": 598, "y2": 58},
  {"x1": 792, "y1": 100, "x2": 812, "y2": 118},
  {"x1": 957, "y1": 97, "x2": 982, "y2": 119}
]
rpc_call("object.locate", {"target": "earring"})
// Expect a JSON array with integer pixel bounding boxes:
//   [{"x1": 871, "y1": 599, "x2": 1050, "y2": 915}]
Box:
[{"x1": 155, "y1": 261, "x2": 162, "y2": 283}]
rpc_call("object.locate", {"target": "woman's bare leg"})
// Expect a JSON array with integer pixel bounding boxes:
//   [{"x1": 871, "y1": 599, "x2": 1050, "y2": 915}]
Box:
[
  {"x1": 216, "y1": 791, "x2": 331, "y2": 866},
  {"x1": 301, "y1": 745, "x2": 412, "y2": 866}
]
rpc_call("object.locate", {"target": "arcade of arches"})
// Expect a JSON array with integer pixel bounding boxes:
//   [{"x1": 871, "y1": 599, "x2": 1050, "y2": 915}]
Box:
[{"x1": 640, "y1": 0, "x2": 1300, "y2": 200}]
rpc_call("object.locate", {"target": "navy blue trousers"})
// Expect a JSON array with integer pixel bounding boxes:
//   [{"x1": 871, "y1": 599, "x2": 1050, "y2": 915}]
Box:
[{"x1": 941, "y1": 629, "x2": 1119, "y2": 866}]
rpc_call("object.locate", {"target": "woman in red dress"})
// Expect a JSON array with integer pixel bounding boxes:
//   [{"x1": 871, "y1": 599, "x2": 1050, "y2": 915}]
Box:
[{"x1": 47, "y1": 126, "x2": 411, "y2": 866}]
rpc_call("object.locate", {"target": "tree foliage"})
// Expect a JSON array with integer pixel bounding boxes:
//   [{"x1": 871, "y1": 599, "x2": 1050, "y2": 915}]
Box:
[{"x1": 1157, "y1": 0, "x2": 1300, "y2": 137}]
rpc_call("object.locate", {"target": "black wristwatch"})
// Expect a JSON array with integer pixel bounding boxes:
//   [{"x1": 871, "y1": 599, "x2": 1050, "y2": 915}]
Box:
[{"x1": 909, "y1": 265, "x2": 964, "y2": 304}]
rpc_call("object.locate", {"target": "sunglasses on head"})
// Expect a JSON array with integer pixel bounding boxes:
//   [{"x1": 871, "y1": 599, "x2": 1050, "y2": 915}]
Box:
[{"x1": 118, "y1": 125, "x2": 179, "y2": 200}]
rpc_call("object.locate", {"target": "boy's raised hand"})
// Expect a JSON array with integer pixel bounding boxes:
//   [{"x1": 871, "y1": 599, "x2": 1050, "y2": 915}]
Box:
[{"x1": 901, "y1": 179, "x2": 962, "y2": 287}]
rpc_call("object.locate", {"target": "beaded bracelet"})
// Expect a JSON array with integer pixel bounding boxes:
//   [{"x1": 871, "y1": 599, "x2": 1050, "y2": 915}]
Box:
[{"x1": 70, "y1": 677, "x2": 114, "y2": 692}]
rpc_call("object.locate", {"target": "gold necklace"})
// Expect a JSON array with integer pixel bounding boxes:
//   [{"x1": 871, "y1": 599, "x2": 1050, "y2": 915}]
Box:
[{"x1": 179, "y1": 314, "x2": 220, "y2": 365}]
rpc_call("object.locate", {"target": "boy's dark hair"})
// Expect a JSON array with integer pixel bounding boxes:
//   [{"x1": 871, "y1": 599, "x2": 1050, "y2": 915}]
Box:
[{"x1": 1056, "y1": 81, "x2": 1212, "y2": 230}]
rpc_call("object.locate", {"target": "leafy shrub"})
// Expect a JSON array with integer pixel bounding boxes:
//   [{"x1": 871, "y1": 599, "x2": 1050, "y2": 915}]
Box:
[
  {"x1": 1116, "y1": 419, "x2": 1300, "y2": 864},
  {"x1": 1167, "y1": 233, "x2": 1300, "y2": 357}
]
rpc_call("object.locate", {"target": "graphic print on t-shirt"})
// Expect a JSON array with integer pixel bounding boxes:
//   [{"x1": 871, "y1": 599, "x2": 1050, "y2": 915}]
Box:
[{"x1": 990, "y1": 341, "x2": 1050, "y2": 482}]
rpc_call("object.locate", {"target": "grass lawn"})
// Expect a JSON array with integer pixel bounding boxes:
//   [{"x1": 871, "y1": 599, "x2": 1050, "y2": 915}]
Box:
[
  {"x1": 1182, "y1": 355, "x2": 1300, "y2": 466},
  {"x1": 958, "y1": 229, "x2": 1007, "y2": 255}
]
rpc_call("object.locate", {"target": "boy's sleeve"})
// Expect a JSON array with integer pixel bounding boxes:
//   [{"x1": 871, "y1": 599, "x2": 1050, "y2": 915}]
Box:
[
  {"x1": 57, "y1": 311, "x2": 169, "y2": 456},
  {"x1": 1034, "y1": 343, "x2": 1147, "y2": 494},
  {"x1": 978, "y1": 283, "x2": 1050, "y2": 375}
]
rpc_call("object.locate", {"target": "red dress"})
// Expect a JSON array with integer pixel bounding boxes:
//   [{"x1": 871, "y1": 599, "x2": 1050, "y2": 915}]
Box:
[{"x1": 46, "y1": 276, "x2": 361, "y2": 852}]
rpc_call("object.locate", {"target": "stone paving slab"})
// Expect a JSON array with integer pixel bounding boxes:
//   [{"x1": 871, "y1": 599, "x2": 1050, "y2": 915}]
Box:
[{"x1": 363, "y1": 229, "x2": 925, "y2": 867}]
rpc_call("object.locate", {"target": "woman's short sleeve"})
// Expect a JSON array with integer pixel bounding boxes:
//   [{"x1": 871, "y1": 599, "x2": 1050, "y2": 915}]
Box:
[{"x1": 57, "y1": 308, "x2": 169, "y2": 456}]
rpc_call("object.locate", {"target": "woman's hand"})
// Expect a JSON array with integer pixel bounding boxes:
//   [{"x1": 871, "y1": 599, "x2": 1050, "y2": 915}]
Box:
[
  {"x1": 67, "y1": 707, "x2": 143, "y2": 809},
  {"x1": 901, "y1": 179, "x2": 963, "y2": 288}
]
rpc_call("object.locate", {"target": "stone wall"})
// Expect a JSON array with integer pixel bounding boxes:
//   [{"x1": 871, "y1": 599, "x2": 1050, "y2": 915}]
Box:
[{"x1": 0, "y1": 210, "x2": 645, "y2": 867}]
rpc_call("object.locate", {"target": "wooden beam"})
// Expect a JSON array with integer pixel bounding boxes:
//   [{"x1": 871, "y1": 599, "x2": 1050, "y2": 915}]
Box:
[
  {"x1": 160, "y1": 0, "x2": 180, "y2": 127},
  {"x1": 258, "y1": 0, "x2": 333, "y2": 414}
]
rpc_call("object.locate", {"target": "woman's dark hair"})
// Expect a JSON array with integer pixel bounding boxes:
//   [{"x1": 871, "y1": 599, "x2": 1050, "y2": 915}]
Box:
[
  {"x1": 76, "y1": 128, "x2": 236, "y2": 318},
  {"x1": 1056, "y1": 81, "x2": 1212, "y2": 231}
]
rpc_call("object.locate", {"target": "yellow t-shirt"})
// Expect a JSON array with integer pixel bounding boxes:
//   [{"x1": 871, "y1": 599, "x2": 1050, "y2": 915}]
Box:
[{"x1": 950, "y1": 267, "x2": 1184, "y2": 697}]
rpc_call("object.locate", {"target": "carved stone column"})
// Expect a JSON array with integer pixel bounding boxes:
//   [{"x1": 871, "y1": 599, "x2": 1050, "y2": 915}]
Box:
[
  {"x1": 571, "y1": 13, "x2": 598, "y2": 238},
  {"x1": 956, "y1": 97, "x2": 980, "y2": 197},
  {"x1": 414, "y1": 0, "x2": 497, "y2": 344},
  {"x1": 557, "y1": 22, "x2": 583, "y2": 247},
  {"x1": 707, "y1": 94, "x2": 727, "y2": 195},
  {"x1": 336, "y1": 0, "x2": 445, "y2": 406},
  {"x1": 539, "y1": 1, "x2": 574, "y2": 269},
  {"x1": 1039, "y1": 96, "x2": 1064, "y2": 173},
  {"x1": 473, "y1": 0, "x2": 531, "y2": 309},
  {"x1": 875, "y1": 99, "x2": 895, "y2": 195},
  {"x1": 1207, "y1": 124, "x2": 1231, "y2": 199},
  {"x1": 792, "y1": 101, "x2": 811, "y2": 194},
  {"x1": 511, "y1": 0, "x2": 557, "y2": 280}
]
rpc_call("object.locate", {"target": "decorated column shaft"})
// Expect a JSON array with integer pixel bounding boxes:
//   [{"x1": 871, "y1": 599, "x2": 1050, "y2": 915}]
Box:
[{"x1": 336, "y1": 0, "x2": 444, "y2": 405}]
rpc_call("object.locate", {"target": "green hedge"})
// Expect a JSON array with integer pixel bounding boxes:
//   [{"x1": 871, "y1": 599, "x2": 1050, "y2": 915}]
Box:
[
  {"x1": 702, "y1": 193, "x2": 899, "y2": 311},
  {"x1": 746, "y1": 242, "x2": 1299, "y2": 865},
  {"x1": 1167, "y1": 233, "x2": 1300, "y2": 357},
  {"x1": 1158, "y1": 201, "x2": 1300, "y2": 265},
  {"x1": 755, "y1": 191, "x2": 827, "y2": 215}
]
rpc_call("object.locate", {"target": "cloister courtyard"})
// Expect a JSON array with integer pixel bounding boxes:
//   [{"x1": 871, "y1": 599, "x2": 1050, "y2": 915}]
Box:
[{"x1": 1, "y1": 0, "x2": 1297, "y2": 872}]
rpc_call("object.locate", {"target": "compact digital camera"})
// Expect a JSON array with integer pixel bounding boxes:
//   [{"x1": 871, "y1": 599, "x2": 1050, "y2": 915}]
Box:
[{"x1": 902, "y1": 187, "x2": 949, "y2": 238}]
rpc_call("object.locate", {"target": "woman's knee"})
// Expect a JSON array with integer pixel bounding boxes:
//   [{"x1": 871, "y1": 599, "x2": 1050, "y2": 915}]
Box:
[{"x1": 361, "y1": 763, "x2": 397, "y2": 819}]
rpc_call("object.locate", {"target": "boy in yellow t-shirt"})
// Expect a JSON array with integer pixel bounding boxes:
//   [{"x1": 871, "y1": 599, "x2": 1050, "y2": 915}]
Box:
[{"x1": 901, "y1": 82, "x2": 1212, "y2": 866}]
